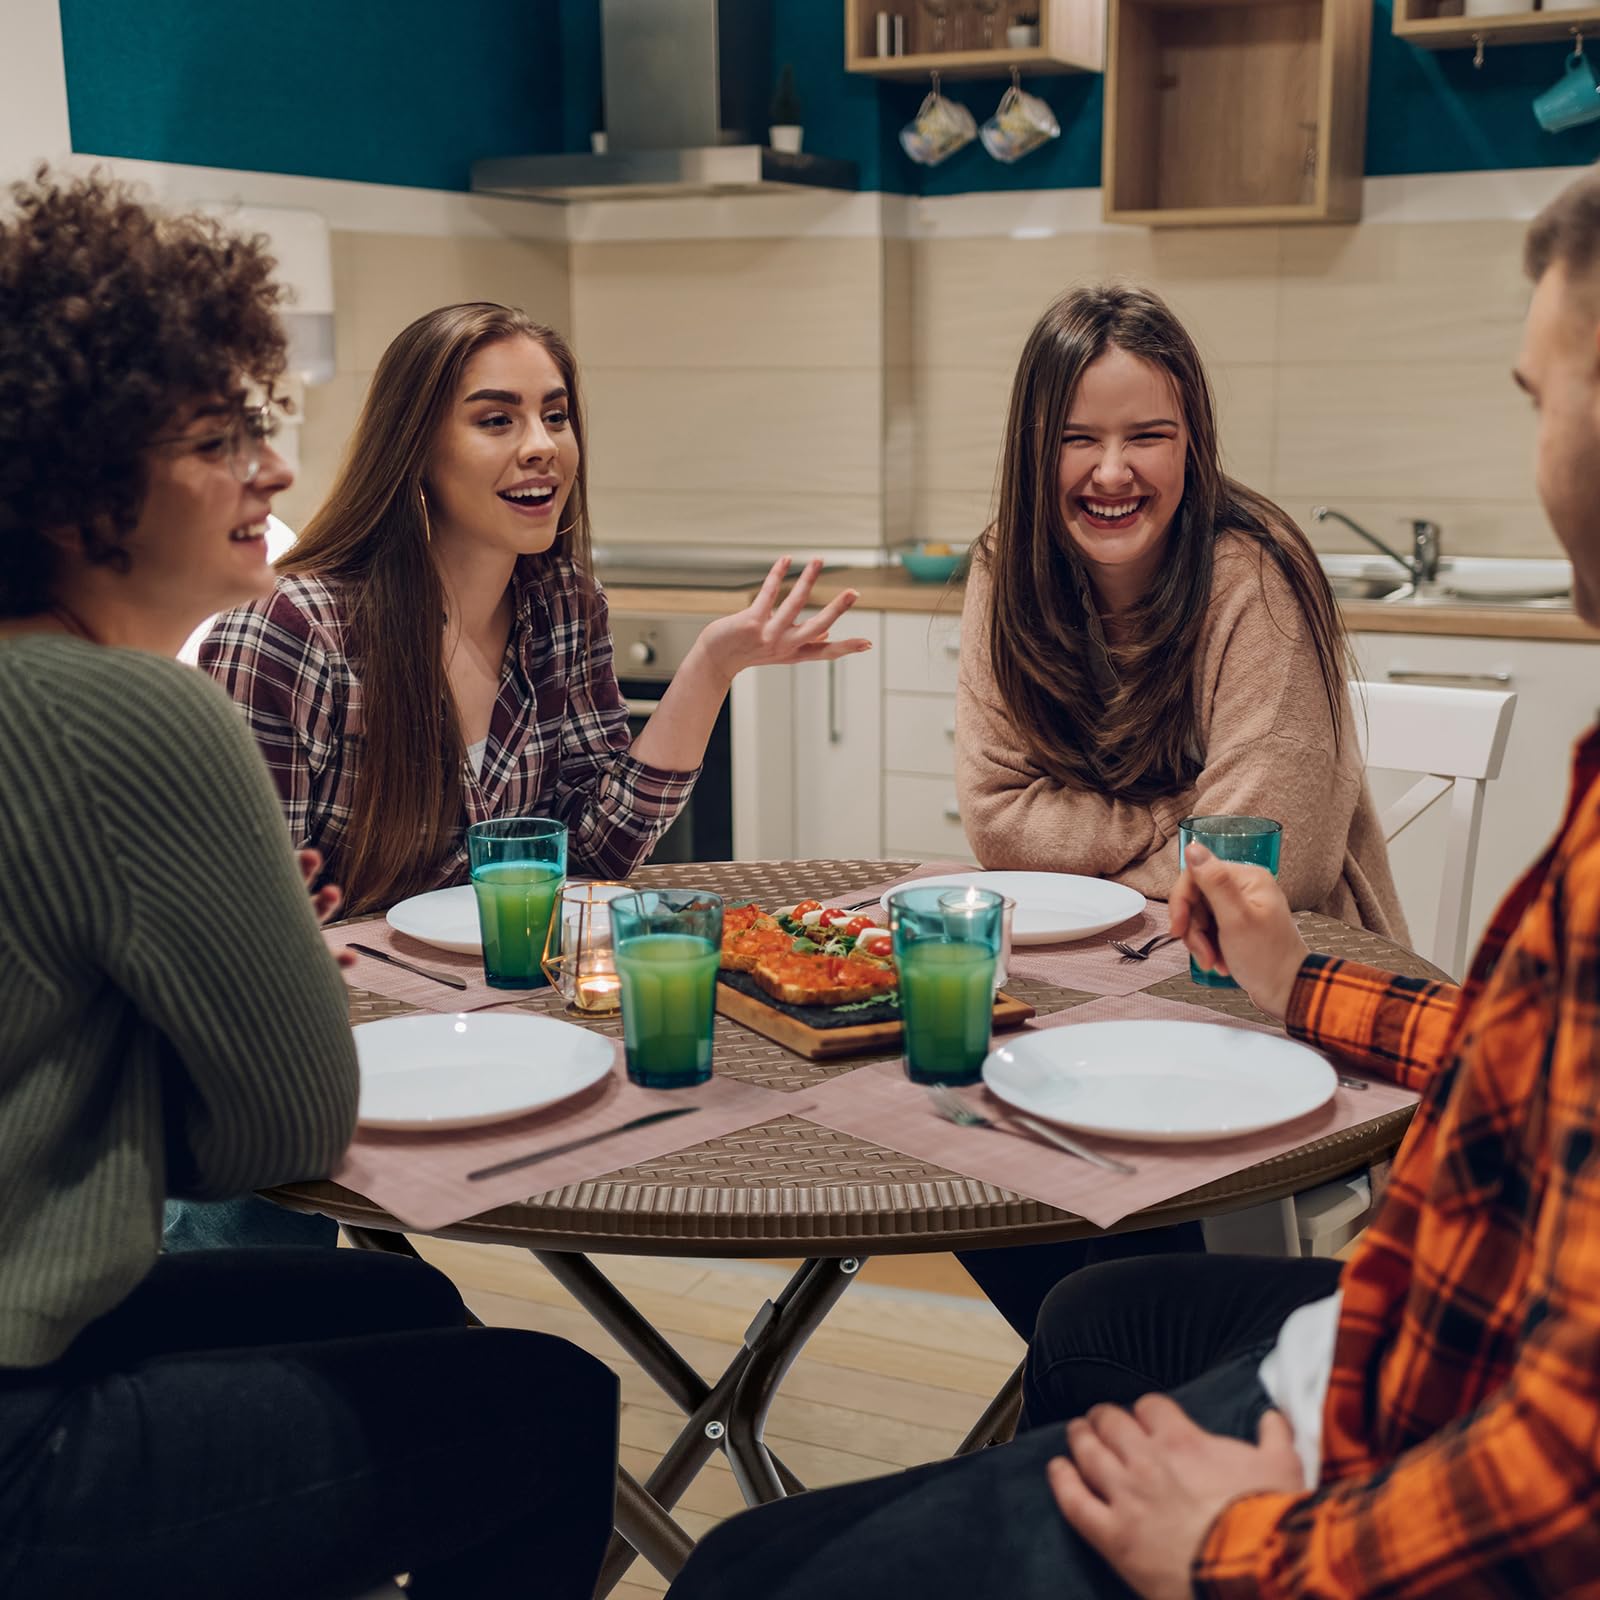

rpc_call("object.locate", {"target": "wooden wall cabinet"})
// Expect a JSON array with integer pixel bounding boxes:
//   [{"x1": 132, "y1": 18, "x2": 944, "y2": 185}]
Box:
[
  {"x1": 1394, "y1": 2, "x2": 1600, "y2": 49},
  {"x1": 844, "y1": 0, "x2": 1105, "y2": 80},
  {"x1": 1104, "y1": 0, "x2": 1372, "y2": 227}
]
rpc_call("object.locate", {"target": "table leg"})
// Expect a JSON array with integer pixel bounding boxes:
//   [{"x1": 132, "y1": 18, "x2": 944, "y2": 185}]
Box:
[
  {"x1": 954, "y1": 1361, "x2": 1023, "y2": 1454},
  {"x1": 723, "y1": 1256, "x2": 864, "y2": 1505},
  {"x1": 613, "y1": 1464, "x2": 695, "y2": 1582}
]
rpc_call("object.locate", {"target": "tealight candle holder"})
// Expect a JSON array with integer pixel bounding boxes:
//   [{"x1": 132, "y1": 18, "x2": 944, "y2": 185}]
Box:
[{"x1": 542, "y1": 881, "x2": 631, "y2": 1015}]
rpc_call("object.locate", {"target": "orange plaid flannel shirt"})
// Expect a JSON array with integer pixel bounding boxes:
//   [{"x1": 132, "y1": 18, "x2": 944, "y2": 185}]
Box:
[{"x1": 1195, "y1": 727, "x2": 1600, "y2": 1598}]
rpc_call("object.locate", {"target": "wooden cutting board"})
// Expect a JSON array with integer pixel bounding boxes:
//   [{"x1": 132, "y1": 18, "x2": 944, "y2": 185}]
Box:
[{"x1": 716, "y1": 973, "x2": 1036, "y2": 1061}]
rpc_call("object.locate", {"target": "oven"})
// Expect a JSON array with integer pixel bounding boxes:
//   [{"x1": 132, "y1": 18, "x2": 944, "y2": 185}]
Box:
[{"x1": 610, "y1": 610, "x2": 734, "y2": 865}]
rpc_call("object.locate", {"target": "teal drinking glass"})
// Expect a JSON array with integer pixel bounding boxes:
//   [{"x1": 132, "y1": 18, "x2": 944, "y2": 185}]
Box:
[
  {"x1": 611, "y1": 890, "x2": 724, "y2": 1088},
  {"x1": 1178, "y1": 815, "x2": 1283, "y2": 989},
  {"x1": 466, "y1": 817, "x2": 567, "y2": 989},
  {"x1": 887, "y1": 886, "x2": 1003, "y2": 1085}
]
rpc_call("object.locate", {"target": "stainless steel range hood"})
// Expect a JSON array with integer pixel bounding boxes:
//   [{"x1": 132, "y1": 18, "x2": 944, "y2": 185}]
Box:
[{"x1": 471, "y1": 0, "x2": 857, "y2": 203}]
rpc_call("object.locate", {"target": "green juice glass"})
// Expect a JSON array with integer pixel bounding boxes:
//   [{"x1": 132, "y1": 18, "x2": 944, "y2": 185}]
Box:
[
  {"x1": 466, "y1": 817, "x2": 568, "y2": 989},
  {"x1": 1178, "y1": 814, "x2": 1283, "y2": 989},
  {"x1": 887, "y1": 886, "x2": 1003, "y2": 1085},
  {"x1": 611, "y1": 890, "x2": 724, "y2": 1088}
]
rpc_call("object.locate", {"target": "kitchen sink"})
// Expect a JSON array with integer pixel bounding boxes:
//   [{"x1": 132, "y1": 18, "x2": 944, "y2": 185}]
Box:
[{"x1": 1317, "y1": 554, "x2": 1572, "y2": 610}]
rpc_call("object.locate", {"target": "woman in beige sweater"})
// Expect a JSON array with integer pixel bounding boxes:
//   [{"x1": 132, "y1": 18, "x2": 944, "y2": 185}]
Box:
[
  {"x1": 951, "y1": 284, "x2": 1403, "y2": 1339},
  {"x1": 957, "y1": 284, "x2": 1403, "y2": 938}
]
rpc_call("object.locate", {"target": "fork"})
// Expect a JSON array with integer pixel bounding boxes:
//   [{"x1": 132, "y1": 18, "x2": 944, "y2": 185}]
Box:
[
  {"x1": 927, "y1": 1083, "x2": 1137, "y2": 1176},
  {"x1": 1109, "y1": 933, "x2": 1179, "y2": 963}
]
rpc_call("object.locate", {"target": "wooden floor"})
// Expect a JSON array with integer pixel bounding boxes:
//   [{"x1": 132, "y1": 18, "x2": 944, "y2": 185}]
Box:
[{"x1": 414, "y1": 1241, "x2": 1024, "y2": 1598}]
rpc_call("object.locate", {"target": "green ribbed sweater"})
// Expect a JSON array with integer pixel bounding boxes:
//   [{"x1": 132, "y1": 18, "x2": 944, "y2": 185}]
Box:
[{"x1": 0, "y1": 637, "x2": 358, "y2": 1368}]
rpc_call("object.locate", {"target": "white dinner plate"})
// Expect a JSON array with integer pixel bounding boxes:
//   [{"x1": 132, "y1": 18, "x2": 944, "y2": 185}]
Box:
[
  {"x1": 353, "y1": 1012, "x2": 616, "y2": 1131},
  {"x1": 386, "y1": 885, "x2": 483, "y2": 954},
  {"x1": 982, "y1": 1020, "x2": 1337, "y2": 1143},
  {"x1": 881, "y1": 871, "x2": 1144, "y2": 946}
]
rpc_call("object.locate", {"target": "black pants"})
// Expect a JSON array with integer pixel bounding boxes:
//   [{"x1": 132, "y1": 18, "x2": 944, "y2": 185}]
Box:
[
  {"x1": 956, "y1": 1219, "x2": 1207, "y2": 1342},
  {"x1": 0, "y1": 1249, "x2": 618, "y2": 1600},
  {"x1": 667, "y1": 1253, "x2": 1341, "y2": 1600}
]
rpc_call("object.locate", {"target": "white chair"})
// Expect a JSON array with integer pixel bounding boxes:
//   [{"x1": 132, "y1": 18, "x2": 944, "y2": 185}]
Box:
[
  {"x1": 1202, "y1": 679, "x2": 1516, "y2": 1259},
  {"x1": 1351, "y1": 679, "x2": 1517, "y2": 981}
]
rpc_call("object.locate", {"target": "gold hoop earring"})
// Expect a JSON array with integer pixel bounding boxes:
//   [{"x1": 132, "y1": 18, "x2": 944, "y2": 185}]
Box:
[{"x1": 418, "y1": 485, "x2": 433, "y2": 544}]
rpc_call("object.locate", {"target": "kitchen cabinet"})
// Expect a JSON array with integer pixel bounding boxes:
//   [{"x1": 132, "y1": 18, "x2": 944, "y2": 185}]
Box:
[
  {"x1": 791, "y1": 610, "x2": 886, "y2": 860},
  {"x1": 843, "y1": 0, "x2": 1105, "y2": 80},
  {"x1": 1104, "y1": 0, "x2": 1371, "y2": 227},
  {"x1": 1393, "y1": 2, "x2": 1600, "y2": 49},
  {"x1": 1350, "y1": 631, "x2": 1600, "y2": 956}
]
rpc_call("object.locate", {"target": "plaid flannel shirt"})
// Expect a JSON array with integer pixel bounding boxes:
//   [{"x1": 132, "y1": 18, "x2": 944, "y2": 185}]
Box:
[
  {"x1": 198, "y1": 555, "x2": 699, "y2": 896},
  {"x1": 1195, "y1": 726, "x2": 1600, "y2": 1597}
]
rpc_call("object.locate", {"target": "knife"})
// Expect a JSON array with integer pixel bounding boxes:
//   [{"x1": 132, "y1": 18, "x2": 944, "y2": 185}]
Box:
[
  {"x1": 467, "y1": 1107, "x2": 700, "y2": 1181},
  {"x1": 347, "y1": 942, "x2": 468, "y2": 991}
]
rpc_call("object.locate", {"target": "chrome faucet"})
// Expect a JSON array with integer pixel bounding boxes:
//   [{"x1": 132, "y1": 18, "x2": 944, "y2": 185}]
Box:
[{"x1": 1311, "y1": 506, "x2": 1442, "y2": 586}]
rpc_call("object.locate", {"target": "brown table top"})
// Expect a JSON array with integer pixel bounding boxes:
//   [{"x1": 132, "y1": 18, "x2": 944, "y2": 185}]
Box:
[{"x1": 268, "y1": 860, "x2": 1444, "y2": 1257}]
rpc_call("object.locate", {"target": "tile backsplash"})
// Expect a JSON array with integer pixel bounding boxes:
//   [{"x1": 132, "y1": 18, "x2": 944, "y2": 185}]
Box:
[{"x1": 282, "y1": 214, "x2": 1547, "y2": 563}]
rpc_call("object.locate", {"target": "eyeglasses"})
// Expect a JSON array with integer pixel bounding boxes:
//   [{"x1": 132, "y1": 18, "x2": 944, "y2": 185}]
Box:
[{"x1": 147, "y1": 403, "x2": 284, "y2": 485}]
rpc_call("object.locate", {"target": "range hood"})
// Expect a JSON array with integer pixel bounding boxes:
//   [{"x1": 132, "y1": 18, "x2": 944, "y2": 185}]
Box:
[{"x1": 471, "y1": 0, "x2": 858, "y2": 203}]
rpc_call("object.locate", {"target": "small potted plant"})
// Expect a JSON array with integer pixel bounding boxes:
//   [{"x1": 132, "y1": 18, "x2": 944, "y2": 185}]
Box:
[
  {"x1": 769, "y1": 64, "x2": 803, "y2": 154},
  {"x1": 1006, "y1": 8, "x2": 1040, "y2": 49}
]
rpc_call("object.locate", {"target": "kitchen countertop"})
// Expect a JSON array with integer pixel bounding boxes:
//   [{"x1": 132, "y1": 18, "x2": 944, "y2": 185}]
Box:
[{"x1": 606, "y1": 567, "x2": 1600, "y2": 642}]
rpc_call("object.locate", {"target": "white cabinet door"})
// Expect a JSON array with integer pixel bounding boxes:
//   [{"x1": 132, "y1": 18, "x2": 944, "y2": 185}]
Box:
[
  {"x1": 791, "y1": 610, "x2": 885, "y2": 860},
  {"x1": 1350, "y1": 632, "x2": 1600, "y2": 956},
  {"x1": 884, "y1": 610, "x2": 963, "y2": 695}
]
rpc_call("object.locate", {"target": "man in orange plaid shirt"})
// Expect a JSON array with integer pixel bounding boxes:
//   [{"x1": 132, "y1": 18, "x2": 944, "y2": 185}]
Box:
[{"x1": 666, "y1": 175, "x2": 1600, "y2": 1600}]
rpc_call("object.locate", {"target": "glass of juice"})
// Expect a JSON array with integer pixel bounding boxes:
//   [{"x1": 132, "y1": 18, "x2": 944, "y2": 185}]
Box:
[
  {"x1": 887, "y1": 885, "x2": 1003, "y2": 1085},
  {"x1": 610, "y1": 890, "x2": 724, "y2": 1088},
  {"x1": 466, "y1": 817, "x2": 568, "y2": 989},
  {"x1": 1177, "y1": 815, "x2": 1283, "y2": 989}
]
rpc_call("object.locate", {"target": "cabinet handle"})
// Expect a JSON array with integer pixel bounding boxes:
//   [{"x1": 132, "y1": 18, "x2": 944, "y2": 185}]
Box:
[
  {"x1": 942, "y1": 640, "x2": 962, "y2": 658},
  {"x1": 943, "y1": 802, "x2": 962, "y2": 822},
  {"x1": 1385, "y1": 668, "x2": 1513, "y2": 688},
  {"x1": 943, "y1": 722, "x2": 956, "y2": 739},
  {"x1": 827, "y1": 659, "x2": 842, "y2": 745},
  {"x1": 623, "y1": 697, "x2": 662, "y2": 716}
]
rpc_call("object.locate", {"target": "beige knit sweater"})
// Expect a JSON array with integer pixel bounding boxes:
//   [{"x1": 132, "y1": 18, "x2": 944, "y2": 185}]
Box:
[{"x1": 955, "y1": 536, "x2": 1407, "y2": 939}]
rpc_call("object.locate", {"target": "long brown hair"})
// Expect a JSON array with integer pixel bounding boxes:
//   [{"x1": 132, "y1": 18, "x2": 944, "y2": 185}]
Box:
[
  {"x1": 985, "y1": 283, "x2": 1346, "y2": 801},
  {"x1": 283, "y1": 303, "x2": 593, "y2": 914}
]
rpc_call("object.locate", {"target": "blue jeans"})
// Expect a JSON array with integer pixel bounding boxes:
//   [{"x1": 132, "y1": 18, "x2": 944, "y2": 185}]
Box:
[
  {"x1": 668, "y1": 1253, "x2": 1341, "y2": 1600},
  {"x1": 163, "y1": 1194, "x2": 339, "y2": 1251},
  {"x1": 0, "y1": 1249, "x2": 618, "y2": 1600}
]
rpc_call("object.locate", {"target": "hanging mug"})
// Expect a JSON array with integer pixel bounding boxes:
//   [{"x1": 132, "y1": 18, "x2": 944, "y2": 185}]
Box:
[
  {"x1": 1534, "y1": 47, "x2": 1600, "y2": 134},
  {"x1": 900, "y1": 76, "x2": 977, "y2": 166},
  {"x1": 979, "y1": 80, "x2": 1060, "y2": 163}
]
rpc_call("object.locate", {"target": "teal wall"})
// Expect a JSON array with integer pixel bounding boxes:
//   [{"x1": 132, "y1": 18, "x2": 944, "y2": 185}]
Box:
[
  {"x1": 59, "y1": 0, "x2": 566, "y2": 191},
  {"x1": 58, "y1": 0, "x2": 1600, "y2": 195}
]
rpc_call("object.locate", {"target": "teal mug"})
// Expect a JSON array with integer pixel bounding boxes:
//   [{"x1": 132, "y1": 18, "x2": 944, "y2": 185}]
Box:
[{"x1": 1534, "y1": 50, "x2": 1600, "y2": 135}]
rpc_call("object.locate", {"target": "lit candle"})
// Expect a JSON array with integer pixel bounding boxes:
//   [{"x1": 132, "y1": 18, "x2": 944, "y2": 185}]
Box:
[{"x1": 575, "y1": 971, "x2": 622, "y2": 1012}]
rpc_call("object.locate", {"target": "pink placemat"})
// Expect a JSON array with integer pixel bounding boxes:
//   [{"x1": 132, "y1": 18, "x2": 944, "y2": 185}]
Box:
[
  {"x1": 797, "y1": 998, "x2": 1419, "y2": 1230},
  {"x1": 334, "y1": 1051, "x2": 805, "y2": 1231},
  {"x1": 325, "y1": 917, "x2": 515, "y2": 1013},
  {"x1": 1007, "y1": 902, "x2": 1190, "y2": 998}
]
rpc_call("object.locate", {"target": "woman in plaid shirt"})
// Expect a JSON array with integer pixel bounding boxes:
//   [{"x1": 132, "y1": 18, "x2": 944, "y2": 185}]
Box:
[
  {"x1": 200, "y1": 302, "x2": 868, "y2": 916},
  {"x1": 664, "y1": 174, "x2": 1600, "y2": 1599}
]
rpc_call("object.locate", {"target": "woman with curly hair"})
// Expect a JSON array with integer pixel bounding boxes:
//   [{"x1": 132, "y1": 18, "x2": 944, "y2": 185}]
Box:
[{"x1": 0, "y1": 171, "x2": 618, "y2": 1600}]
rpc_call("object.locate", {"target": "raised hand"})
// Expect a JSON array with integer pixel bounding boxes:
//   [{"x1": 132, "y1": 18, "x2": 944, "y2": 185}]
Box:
[{"x1": 693, "y1": 556, "x2": 873, "y2": 685}]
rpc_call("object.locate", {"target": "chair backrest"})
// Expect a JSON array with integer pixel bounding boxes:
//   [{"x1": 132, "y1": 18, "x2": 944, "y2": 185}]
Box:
[{"x1": 1350, "y1": 680, "x2": 1517, "y2": 979}]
